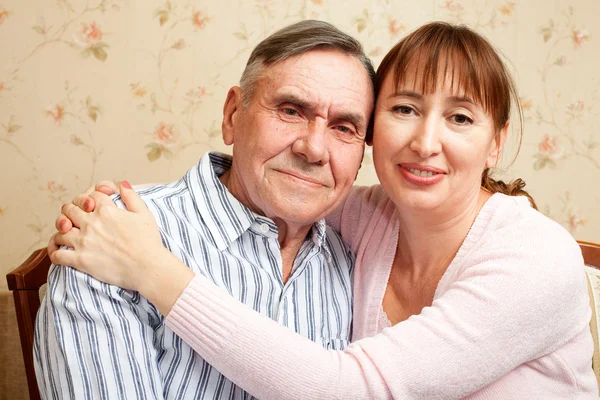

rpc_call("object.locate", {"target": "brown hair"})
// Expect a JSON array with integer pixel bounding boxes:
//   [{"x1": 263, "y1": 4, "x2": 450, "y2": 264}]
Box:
[{"x1": 373, "y1": 21, "x2": 536, "y2": 208}]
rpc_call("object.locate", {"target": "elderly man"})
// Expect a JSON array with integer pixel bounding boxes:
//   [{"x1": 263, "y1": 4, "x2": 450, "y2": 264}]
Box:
[{"x1": 35, "y1": 20, "x2": 375, "y2": 399}]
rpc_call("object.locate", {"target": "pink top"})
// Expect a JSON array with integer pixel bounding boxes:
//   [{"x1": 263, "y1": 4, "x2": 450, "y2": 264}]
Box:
[{"x1": 166, "y1": 187, "x2": 598, "y2": 399}]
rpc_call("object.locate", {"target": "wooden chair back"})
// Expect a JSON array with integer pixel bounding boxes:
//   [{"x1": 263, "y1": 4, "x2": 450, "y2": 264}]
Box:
[{"x1": 6, "y1": 248, "x2": 50, "y2": 400}]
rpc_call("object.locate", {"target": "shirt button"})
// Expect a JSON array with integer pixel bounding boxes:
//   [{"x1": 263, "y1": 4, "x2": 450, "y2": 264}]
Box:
[{"x1": 260, "y1": 223, "x2": 269, "y2": 233}]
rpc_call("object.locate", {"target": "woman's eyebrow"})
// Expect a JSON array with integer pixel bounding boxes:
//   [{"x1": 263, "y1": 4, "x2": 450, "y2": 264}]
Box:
[{"x1": 388, "y1": 90, "x2": 423, "y2": 100}]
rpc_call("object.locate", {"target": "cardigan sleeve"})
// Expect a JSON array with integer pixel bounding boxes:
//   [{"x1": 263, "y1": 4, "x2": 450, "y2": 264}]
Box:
[{"x1": 164, "y1": 225, "x2": 590, "y2": 400}]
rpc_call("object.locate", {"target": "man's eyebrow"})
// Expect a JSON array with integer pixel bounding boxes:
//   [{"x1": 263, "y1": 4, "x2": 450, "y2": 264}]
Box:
[{"x1": 272, "y1": 92, "x2": 314, "y2": 109}]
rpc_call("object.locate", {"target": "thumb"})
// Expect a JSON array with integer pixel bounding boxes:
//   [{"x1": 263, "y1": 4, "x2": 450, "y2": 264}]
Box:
[{"x1": 120, "y1": 180, "x2": 148, "y2": 214}]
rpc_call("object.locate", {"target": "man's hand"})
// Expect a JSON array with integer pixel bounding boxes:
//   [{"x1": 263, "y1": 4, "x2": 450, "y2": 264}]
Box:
[{"x1": 54, "y1": 180, "x2": 119, "y2": 235}]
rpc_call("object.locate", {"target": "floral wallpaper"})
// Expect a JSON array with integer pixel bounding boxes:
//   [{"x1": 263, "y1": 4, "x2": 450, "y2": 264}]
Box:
[{"x1": 0, "y1": 0, "x2": 598, "y2": 289}]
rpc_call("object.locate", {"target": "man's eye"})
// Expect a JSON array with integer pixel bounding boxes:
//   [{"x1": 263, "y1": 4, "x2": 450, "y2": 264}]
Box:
[
  {"x1": 336, "y1": 126, "x2": 352, "y2": 134},
  {"x1": 282, "y1": 108, "x2": 299, "y2": 116}
]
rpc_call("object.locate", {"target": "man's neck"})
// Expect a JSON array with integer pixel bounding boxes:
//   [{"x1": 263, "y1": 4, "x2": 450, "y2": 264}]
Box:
[
  {"x1": 276, "y1": 221, "x2": 312, "y2": 284},
  {"x1": 218, "y1": 169, "x2": 313, "y2": 284}
]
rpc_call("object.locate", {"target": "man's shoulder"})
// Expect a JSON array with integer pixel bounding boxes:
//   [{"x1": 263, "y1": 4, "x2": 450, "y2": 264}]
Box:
[{"x1": 111, "y1": 179, "x2": 189, "y2": 210}]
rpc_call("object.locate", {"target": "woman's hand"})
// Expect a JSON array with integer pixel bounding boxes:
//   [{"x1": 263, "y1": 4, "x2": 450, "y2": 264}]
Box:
[
  {"x1": 48, "y1": 181, "x2": 167, "y2": 291},
  {"x1": 53, "y1": 180, "x2": 119, "y2": 235}
]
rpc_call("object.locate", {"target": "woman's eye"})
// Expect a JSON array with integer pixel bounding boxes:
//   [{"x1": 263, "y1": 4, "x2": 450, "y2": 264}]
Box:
[
  {"x1": 451, "y1": 114, "x2": 473, "y2": 125},
  {"x1": 392, "y1": 105, "x2": 414, "y2": 115}
]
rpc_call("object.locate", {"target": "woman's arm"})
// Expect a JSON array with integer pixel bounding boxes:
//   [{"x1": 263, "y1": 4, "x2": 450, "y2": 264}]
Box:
[
  {"x1": 52, "y1": 186, "x2": 591, "y2": 399},
  {"x1": 162, "y1": 231, "x2": 590, "y2": 399}
]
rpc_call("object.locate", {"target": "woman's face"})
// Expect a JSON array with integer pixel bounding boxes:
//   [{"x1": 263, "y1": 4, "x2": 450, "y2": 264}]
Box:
[{"x1": 372, "y1": 66, "x2": 506, "y2": 214}]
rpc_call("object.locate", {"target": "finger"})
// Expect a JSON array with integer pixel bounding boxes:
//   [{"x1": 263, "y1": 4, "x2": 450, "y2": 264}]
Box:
[
  {"x1": 96, "y1": 180, "x2": 119, "y2": 195},
  {"x1": 55, "y1": 214, "x2": 73, "y2": 233},
  {"x1": 120, "y1": 180, "x2": 148, "y2": 214},
  {"x1": 49, "y1": 247, "x2": 78, "y2": 269},
  {"x1": 47, "y1": 233, "x2": 61, "y2": 257},
  {"x1": 51, "y1": 228, "x2": 80, "y2": 249},
  {"x1": 89, "y1": 191, "x2": 118, "y2": 211},
  {"x1": 62, "y1": 203, "x2": 89, "y2": 228},
  {"x1": 72, "y1": 185, "x2": 98, "y2": 211}
]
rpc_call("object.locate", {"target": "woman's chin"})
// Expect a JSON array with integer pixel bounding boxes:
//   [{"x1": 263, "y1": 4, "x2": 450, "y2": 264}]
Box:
[{"x1": 389, "y1": 190, "x2": 447, "y2": 214}]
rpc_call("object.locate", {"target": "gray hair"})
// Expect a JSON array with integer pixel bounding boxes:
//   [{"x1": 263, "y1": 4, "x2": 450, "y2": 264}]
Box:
[{"x1": 239, "y1": 20, "x2": 376, "y2": 107}]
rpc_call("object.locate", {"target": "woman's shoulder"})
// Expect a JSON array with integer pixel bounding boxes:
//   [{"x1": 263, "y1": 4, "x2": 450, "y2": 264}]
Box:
[
  {"x1": 482, "y1": 194, "x2": 577, "y2": 245},
  {"x1": 467, "y1": 193, "x2": 584, "y2": 276}
]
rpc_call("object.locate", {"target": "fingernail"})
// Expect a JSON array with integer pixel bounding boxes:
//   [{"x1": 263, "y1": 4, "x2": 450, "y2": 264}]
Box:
[
  {"x1": 122, "y1": 180, "x2": 132, "y2": 189},
  {"x1": 83, "y1": 199, "x2": 92, "y2": 211}
]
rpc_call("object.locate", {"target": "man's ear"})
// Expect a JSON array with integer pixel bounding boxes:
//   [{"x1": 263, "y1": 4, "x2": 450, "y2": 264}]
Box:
[
  {"x1": 222, "y1": 86, "x2": 243, "y2": 146},
  {"x1": 486, "y1": 122, "x2": 508, "y2": 168}
]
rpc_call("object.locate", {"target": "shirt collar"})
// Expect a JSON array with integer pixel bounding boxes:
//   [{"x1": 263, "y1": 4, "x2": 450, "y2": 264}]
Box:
[
  {"x1": 185, "y1": 151, "x2": 332, "y2": 257},
  {"x1": 184, "y1": 152, "x2": 256, "y2": 250},
  {"x1": 311, "y1": 219, "x2": 333, "y2": 261}
]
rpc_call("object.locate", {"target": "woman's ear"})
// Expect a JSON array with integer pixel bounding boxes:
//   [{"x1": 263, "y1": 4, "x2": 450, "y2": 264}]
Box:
[
  {"x1": 486, "y1": 122, "x2": 508, "y2": 168},
  {"x1": 222, "y1": 87, "x2": 243, "y2": 146}
]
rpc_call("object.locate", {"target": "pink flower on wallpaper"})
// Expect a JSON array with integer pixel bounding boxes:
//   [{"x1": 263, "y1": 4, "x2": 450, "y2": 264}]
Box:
[
  {"x1": 130, "y1": 82, "x2": 148, "y2": 97},
  {"x1": 0, "y1": 82, "x2": 4, "y2": 92},
  {"x1": 0, "y1": 7, "x2": 9, "y2": 25},
  {"x1": 81, "y1": 21, "x2": 103, "y2": 45},
  {"x1": 153, "y1": 122, "x2": 177, "y2": 146},
  {"x1": 567, "y1": 100, "x2": 585, "y2": 113},
  {"x1": 69, "y1": 134, "x2": 84, "y2": 146},
  {"x1": 497, "y1": 2, "x2": 515, "y2": 16},
  {"x1": 46, "y1": 181, "x2": 67, "y2": 194},
  {"x1": 74, "y1": 22, "x2": 109, "y2": 61},
  {"x1": 310, "y1": 0, "x2": 324, "y2": 5},
  {"x1": 185, "y1": 86, "x2": 207, "y2": 101},
  {"x1": 572, "y1": 28, "x2": 589, "y2": 47},
  {"x1": 45, "y1": 104, "x2": 65, "y2": 125},
  {"x1": 520, "y1": 98, "x2": 533, "y2": 111},
  {"x1": 568, "y1": 213, "x2": 586, "y2": 232},
  {"x1": 553, "y1": 56, "x2": 567, "y2": 66},
  {"x1": 538, "y1": 134, "x2": 563, "y2": 160},
  {"x1": 171, "y1": 38, "x2": 187, "y2": 50},
  {"x1": 442, "y1": 0, "x2": 463, "y2": 12},
  {"x1": 388, "y1": 18, "x2": 405, "y2": 37},
  {"x1": 192, "y1": 11, "x2": 211, "y2": 30}
]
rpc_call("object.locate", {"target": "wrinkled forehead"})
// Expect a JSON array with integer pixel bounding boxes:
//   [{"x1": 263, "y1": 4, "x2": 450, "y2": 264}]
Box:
[{"x1": 262, "y1": 50, "x2": 375, "y2": 123}]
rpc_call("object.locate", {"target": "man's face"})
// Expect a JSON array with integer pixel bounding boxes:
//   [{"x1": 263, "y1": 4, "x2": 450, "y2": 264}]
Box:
[{"x1": 222, "y1": 49, "x2": 374, "y2": 229}]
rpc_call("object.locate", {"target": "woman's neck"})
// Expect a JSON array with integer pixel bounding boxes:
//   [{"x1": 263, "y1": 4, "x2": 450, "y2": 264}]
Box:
[{"x1": 394, "y1": 189, "x2": 492, "y2": 281}]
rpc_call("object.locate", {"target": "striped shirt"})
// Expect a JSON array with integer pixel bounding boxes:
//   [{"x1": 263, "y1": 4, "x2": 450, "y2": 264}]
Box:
[{"x1": 34, "y1": 152, "x2": 354, "y2": 399}]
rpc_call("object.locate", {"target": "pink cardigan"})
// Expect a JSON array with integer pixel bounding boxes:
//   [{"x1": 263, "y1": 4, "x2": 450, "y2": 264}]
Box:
[{"x1": 166, "y1": 187, "x2": 598, "y2": 399}]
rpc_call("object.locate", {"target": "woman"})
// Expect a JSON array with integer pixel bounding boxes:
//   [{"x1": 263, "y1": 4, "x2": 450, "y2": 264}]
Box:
[{"x1": 49, "y1": 22, "x2": 597, "y2": 398}]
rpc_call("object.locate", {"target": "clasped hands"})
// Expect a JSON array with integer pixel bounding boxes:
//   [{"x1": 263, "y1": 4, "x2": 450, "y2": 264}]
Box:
[{"x1": 48, "y1": 180, "x2": 165, "y2": 291}]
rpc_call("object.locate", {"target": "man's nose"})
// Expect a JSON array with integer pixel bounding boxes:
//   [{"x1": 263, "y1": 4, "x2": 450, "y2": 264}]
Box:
[
  {"x1": 291, "y1": 121, "x2": 330, "y2": 165},
  {"x1": 409, "y1": 116, "x2": 442, "y2": 159}
]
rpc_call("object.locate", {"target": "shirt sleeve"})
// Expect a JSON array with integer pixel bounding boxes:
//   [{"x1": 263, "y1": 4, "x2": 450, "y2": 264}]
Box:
[
  {"x1": 165, "y1": 229, "x2": 591, "y2": 399},
  {"x1": 34, "y1": 263, "x2": 165, "y2": 400}
]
